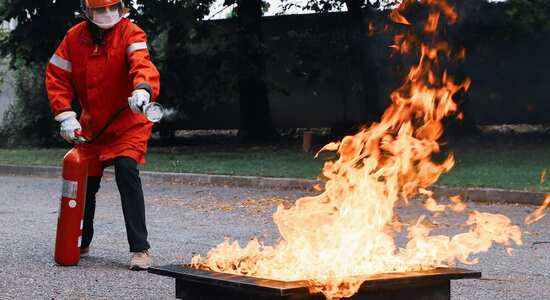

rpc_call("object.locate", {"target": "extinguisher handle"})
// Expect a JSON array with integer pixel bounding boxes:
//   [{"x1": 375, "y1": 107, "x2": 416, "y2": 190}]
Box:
[{"x1": 73, "y1": 129, "x2": 88, "y2": 144}]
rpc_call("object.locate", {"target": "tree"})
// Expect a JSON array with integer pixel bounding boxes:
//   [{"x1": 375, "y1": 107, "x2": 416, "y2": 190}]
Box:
[
  {"x1": 225, "y1": 0, "x2": 270, "y2": 18},
  {"x1": 342, "y1": 0, "x2": 383, "y2": 123},
  {"x1": 0, "y1": 0, "x2": 218, "y2": 144},
  {"x1": 135, "y1": 0, "x2": 276, "y2": 142},
  {"x1": 503, "y1": 0, "x2": 550, "y2": 35},
  {"x1": 0, "y1": 0, "x2": 82, "y2": 145},
  {"x1": 133, "y1": 0, "x2": 217, "y2": 140},
  {"x1": 218, "y1": 0, "x2": 276, "y2": 141},
  {"x1": 0, "y1": 0, "x2": 81, "y2": 66},
  {"x1": 236, "y1": 0, "x2": 276, "y2": 140}
]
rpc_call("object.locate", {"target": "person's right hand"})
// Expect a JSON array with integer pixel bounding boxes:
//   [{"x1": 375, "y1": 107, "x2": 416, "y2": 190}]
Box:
[
  {"x1": 128, "y1": 89, "x2": 151, "y2": 113},
  {"x1": 54, "y1": 111, "x2": 82, "y2": 143}
]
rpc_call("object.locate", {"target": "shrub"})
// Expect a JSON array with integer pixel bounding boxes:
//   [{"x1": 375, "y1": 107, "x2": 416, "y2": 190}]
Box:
[{"x1": 0, "y1": 60, "x2": 60, "y2": 146}]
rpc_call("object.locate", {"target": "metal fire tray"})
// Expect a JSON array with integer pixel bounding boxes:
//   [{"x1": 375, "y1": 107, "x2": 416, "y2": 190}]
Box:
[{"x1": 149, "y1": 264, "x2": 481, "y2": 300}]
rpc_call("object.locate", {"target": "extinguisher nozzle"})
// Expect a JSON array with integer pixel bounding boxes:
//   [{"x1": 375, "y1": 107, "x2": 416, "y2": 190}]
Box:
[{"x1": 143, "y1": 102, "x2": 164, "y2": 123}]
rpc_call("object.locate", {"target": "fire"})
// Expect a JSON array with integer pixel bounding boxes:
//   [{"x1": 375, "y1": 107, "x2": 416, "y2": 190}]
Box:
[
  {"x1": 449, "y1": 195, "x2": 466, "y2": 213},
  {"x1": 525, "y1": 194, "x2": 550, "y2": 225},
  {"x1": 191, "y1": 1, "x2": 533, "y2": 299},
  {"x1": 424, "y1": 12, "x2": 440, "y2": 33}
]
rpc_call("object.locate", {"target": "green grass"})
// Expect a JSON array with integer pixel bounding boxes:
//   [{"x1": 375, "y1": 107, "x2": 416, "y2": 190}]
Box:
[
  {"x1": 1, "y1": 138, "x2": 550, "y2": 191},
  {"x1": 0, "y1": 148, "x2": 70, "y2": 167},
  {"x1": 437, "y1": 138, "x2": 550, "y2": 191},
  {"x1": 0, "y1": 145, "x2": 323, "y2": 179},
  {"x1": 144, "y1": 146, "x2": 322, "y2": 179}
]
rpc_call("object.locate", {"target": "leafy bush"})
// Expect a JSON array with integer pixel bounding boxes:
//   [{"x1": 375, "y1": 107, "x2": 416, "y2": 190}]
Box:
[{"x1": 0, "y1": 60, "x2": 60, "y2": 146}]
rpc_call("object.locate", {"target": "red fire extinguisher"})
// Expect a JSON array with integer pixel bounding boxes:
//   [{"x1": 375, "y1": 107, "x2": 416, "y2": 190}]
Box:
[
  {"x1": 54, "y1": 146, "x2": 89, "y2": 266},
  {"x1": 53, "y1": 103, "x2": 164, "y2": 266}
]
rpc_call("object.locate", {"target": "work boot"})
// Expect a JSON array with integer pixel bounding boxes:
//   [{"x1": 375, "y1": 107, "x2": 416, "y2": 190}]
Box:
[
  {"x1": 80, "y1": 246, "x2": 90, "y2": 258},
  {"x1": 129, "y1": 250, "x2": 152, "y2": 271}
]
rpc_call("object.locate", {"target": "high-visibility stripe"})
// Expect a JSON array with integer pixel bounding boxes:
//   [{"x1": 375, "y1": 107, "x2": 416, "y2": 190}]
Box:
[
  {"x1": 49, "y1": 54, "x2": 72, "y2": 72},
  {"x1": 127, "y1": 42, "x2": 147, "y2": 54}
]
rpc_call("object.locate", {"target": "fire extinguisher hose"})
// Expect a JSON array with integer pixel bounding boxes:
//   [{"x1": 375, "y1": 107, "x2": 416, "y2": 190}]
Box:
[
  {"x1": 78, "y1": 106, "x2": 129, "y2": 144},
  {"x1": 76, "y1": 102, "x2": 164, "y2": 144}
]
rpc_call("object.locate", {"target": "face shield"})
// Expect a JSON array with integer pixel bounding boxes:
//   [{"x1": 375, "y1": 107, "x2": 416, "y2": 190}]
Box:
[{"x1": 85, "y1": 2, "x2": 124, "y2": 29}]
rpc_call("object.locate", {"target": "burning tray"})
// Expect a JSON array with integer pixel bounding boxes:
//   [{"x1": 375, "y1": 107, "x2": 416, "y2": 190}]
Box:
[{"x1": 149, "y1": 264, "x2": 481, "y2": 300}]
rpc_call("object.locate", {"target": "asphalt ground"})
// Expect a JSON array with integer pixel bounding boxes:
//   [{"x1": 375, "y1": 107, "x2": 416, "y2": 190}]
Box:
[{"x1": 0, "y1": 174, "x2": 549, "y2": 300}]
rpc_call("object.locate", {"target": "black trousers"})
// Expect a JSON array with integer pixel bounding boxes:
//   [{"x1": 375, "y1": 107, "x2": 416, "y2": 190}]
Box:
[{"x1": 81, "y1": 156, "x2": 150, "y2": 252}]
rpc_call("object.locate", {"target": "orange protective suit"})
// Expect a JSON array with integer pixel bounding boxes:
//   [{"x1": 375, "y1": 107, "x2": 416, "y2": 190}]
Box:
[{"x1": 45, "y1": 18, "x2": 160, "y2": 176}]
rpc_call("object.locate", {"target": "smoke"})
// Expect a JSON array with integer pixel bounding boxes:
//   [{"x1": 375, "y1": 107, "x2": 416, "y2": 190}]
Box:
[{"x1": 161, "y1": 107, "x2": 178, "y2": 122}]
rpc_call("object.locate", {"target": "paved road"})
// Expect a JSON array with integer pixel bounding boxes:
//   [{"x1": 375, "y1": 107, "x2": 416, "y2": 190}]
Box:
[{"x1": 0, "y1": 174, "x2": 549, "y2": 299}]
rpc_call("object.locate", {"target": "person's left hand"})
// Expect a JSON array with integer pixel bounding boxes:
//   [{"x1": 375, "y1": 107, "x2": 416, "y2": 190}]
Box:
[{"x1": 128, "y1": 89, "x2": 150, "y2": 113}]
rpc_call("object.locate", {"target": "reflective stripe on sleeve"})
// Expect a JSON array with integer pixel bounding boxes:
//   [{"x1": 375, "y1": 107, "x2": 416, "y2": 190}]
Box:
[
  {"x1": 49, "y1": 54, "x2": 72, "y2": 72},
  {"x1": 127, "y1": 42, "x2": 148, "y2": 54}
]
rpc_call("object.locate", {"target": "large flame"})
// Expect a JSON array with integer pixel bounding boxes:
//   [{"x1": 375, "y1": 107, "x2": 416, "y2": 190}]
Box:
[{"x1": 191, "y1": 1, "x2": 531, "y2": 299}]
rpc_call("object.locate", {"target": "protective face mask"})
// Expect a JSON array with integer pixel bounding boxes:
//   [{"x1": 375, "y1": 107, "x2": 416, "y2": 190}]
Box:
[{"x1": 91, "y1": 8, "x2": 121, "y2": 29}]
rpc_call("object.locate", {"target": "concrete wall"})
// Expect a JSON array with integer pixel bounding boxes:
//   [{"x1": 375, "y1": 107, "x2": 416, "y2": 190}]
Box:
[
  {"x1": 0, "y1": 62, "x2": 15, "y2": 127},
  {"x1": 464, "y1": 36, "x2": 550, "y2": 125},
  {"x1": 184, "y1": 13, "x2": 550, "y2": 128},
  {"x1": 179, "y1": 13, "x2": 373, "y2": 129}
]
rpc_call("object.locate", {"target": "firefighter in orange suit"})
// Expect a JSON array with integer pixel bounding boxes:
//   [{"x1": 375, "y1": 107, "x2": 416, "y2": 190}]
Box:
[{"x1": 45, "y1": 0, "x2": 159, "y2": 270}]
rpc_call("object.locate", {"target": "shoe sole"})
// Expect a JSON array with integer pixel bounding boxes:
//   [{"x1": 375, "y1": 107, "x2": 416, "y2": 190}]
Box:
[{"x1": 130, "y1": 265, "x2": 150, "y2": 271}]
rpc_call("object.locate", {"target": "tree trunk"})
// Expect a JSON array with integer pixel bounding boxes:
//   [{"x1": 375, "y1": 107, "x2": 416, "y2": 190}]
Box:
[
  {"x1": 344, "y1": 1, "x2": 381, "y2": 123},
  {"x1": 236, "y1": 0, "x2": 276, "y2": 142},
  {"x1": 158, "y1": 24, "x2": 188, "y2": 144},
  {"x1": 445, "y1": 0, "x2": 481, "y2": 138}
]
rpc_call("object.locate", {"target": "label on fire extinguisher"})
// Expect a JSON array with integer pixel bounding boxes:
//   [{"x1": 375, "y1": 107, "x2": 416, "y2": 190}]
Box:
[{"x1": 62, "y1": 179, "x2": 78, "y2": 199}]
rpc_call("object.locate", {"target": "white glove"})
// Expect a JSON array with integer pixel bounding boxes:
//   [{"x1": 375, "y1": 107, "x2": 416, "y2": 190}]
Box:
[
  {"x1": 128, "y1": 89, "x2": 151, "y2": 113},
  {"x1": 55, "y1": 111, "x2": 81, "y2": 143}
]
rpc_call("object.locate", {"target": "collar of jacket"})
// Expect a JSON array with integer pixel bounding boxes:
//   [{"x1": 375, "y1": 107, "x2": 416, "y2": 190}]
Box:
[{"x1": 79, "y1": 18, "x2": 126, "y2": 50}]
